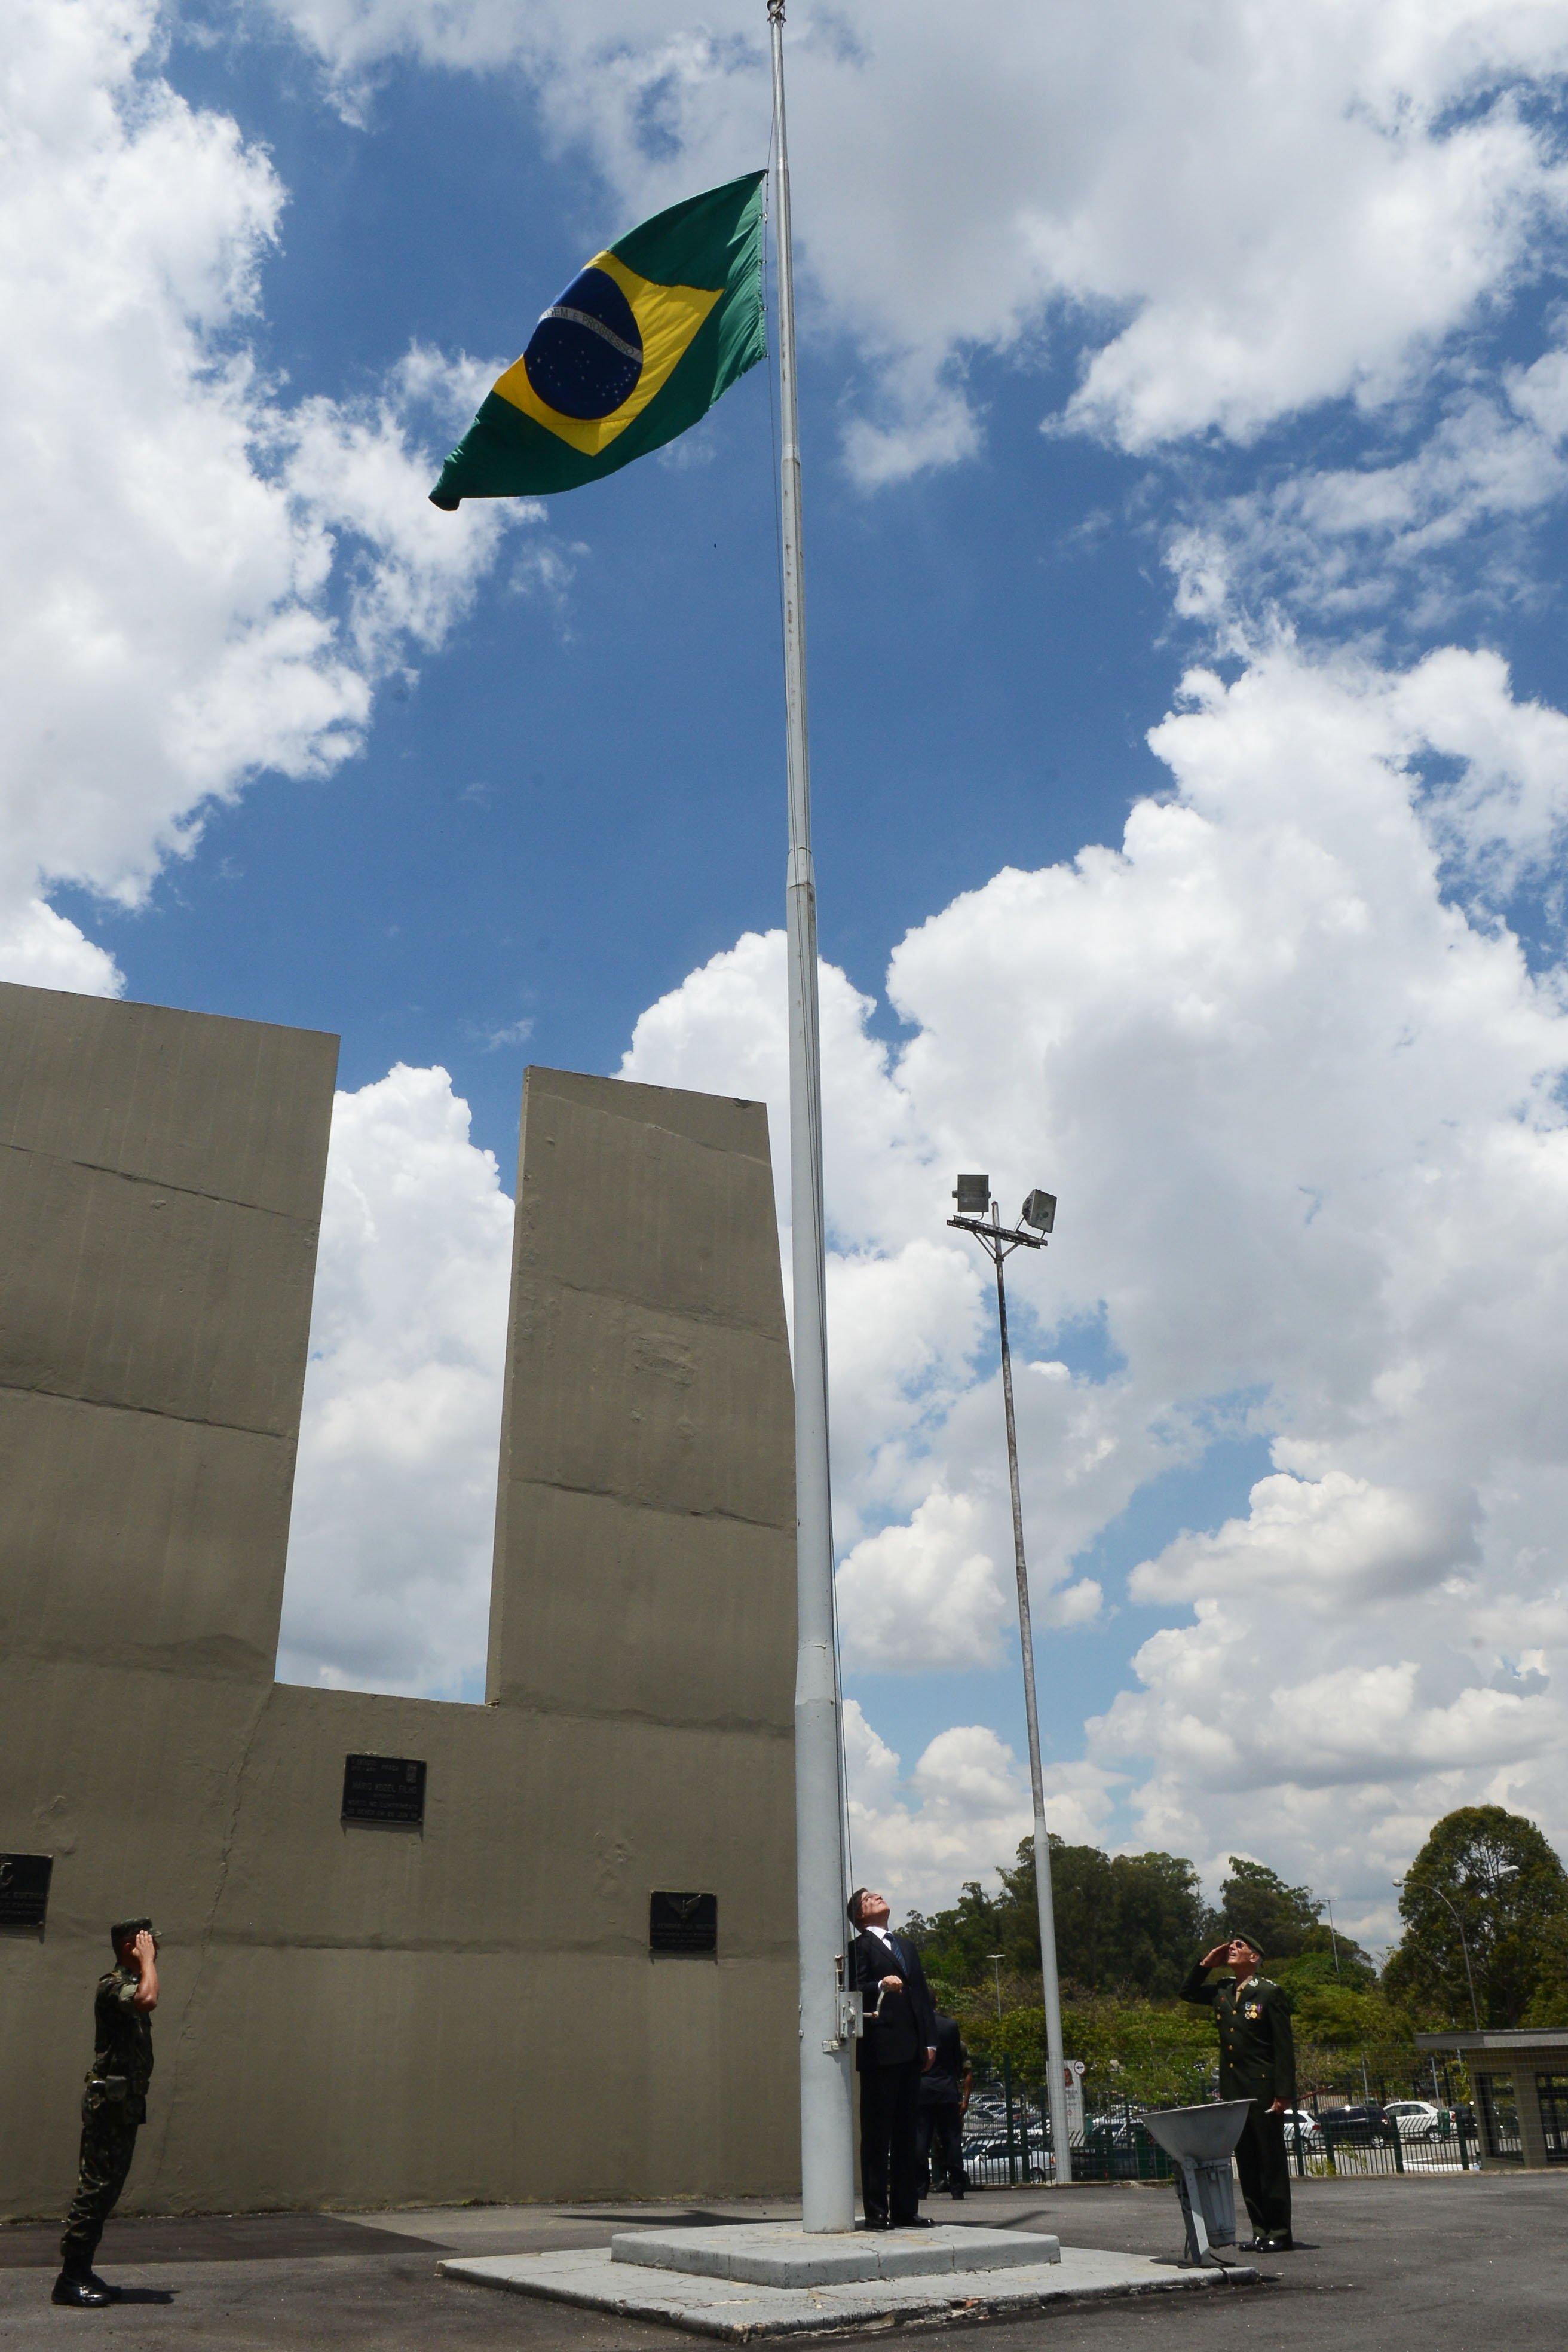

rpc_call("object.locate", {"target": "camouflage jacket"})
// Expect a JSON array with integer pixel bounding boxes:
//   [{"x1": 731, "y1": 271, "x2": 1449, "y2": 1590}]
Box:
[{"x1": 86, "y1": 1965, "x2": 154, "y2": 2115}]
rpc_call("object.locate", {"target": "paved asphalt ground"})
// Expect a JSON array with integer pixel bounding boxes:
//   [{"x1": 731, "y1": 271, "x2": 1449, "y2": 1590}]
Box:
[{"x1": 2, "y1": 2175, "x2": 1564, "y2": 2350}]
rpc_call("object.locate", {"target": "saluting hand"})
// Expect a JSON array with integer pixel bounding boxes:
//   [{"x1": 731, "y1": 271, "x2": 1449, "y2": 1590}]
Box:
[{"x1": 130, "y1": 1930, "x2": 160, "y2": 2012}]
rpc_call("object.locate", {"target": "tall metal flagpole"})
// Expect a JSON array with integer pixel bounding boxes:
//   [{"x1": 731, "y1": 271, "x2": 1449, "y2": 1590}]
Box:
[{"x1": 768, "y1": 0, "x2": 856, "y2": 2234}]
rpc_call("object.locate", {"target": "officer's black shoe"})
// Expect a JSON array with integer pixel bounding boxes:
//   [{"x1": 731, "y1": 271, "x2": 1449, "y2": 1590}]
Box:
[
  {"x1": 893, "y1": 2216, "x2": 936, "y2": 2230},
  {"x1": 85, "y1": 2274, "x2": 122, "y2": 2299},
  {"x1": 949, "y1": 2188, "x2": 966, "y2": 2200},
  {"x1": 51, "y1": 2273, "x2": 112, "y2": 2308}
]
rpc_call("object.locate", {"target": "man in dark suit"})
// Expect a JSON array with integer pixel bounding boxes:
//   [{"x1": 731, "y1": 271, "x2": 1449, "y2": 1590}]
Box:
[{"x1": 847, "y1": 1888, "x2": 938, "y2": 2230}]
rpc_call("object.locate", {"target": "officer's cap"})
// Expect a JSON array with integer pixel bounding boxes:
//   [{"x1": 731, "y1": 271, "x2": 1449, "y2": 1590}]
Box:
[{"x1": 110, "y1": 1916, "x2": 156, "y2": 1951}]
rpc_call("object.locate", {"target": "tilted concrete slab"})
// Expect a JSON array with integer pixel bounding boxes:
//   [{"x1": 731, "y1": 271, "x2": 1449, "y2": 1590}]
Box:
[
  {"x1": 440, "y1": 2241, "x2": 1261, "y2": 2339},
  {"x1": 610, "y1": 2222, "x2": 1058, "y2": 2286}
]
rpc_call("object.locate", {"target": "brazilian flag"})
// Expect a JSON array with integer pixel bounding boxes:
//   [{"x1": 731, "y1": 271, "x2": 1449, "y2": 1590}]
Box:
[{"x1": 430, "y1": 173, "x2": 767, "y2": 507}]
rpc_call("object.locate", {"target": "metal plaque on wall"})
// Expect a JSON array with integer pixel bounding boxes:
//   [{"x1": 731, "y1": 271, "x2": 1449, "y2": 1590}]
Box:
[
  {"x1": 341, "y1": 1756, "x2": 426, "y2": 1826},
  {"x1": 0, "y1": 1854, "x2": 54, "y2": 1929},
  {"x1": 650, "y1": 1891, "x2": 717, "y2": 1954}
]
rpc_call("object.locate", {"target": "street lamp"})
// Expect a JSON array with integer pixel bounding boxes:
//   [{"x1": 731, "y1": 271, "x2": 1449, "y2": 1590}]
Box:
[
  {"x1": 1324, "y1": 1897, "x2": 1343, "y2": 1980},
  {"x1": 949, "y1": 1174, "x2": 1071, "y2": 2184},
  {"x1": 1396, "y1": 1876, "x2": 1482, "y2": 2032}
]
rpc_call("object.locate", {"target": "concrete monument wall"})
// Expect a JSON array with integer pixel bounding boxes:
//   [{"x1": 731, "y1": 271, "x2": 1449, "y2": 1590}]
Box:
[{"x1": 0, "y1": 988, "x2": 798, "y2": 2216}]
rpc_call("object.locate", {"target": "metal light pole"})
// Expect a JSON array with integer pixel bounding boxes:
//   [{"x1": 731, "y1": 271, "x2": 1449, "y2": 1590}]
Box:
[
  {"x1": 769, "y1": 0, "x2": 856, "y2": 2232},
  {"x1": 1398, "y1": 1877, "x2": 1482, "y2": 2032},
  {"x1": 949, "y1": 1177, "x2": 1072, "y2": 2185},
  {"x1": 989, "y1": 1953, "x2": 1005, "y2": 2020}
]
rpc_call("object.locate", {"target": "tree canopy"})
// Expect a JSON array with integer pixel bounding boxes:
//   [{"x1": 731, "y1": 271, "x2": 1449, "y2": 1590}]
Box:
[
  {"x1": 906, "y1": 1836, "x2": 1208, "y2": 1998},
  {"x1": 1217, "y1": 1856, "x2": 1320, "y2": 1958},
  {"x1": 905, "y1": 1806, "x2": 1568, "y2": 2034},
  {"x1": 1382, "y1": 1804, "x2": 1568, "y2": 2028}
]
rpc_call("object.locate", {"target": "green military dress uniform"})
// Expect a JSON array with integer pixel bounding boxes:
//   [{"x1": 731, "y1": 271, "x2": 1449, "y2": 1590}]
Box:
[
  {"x1": 59, "y1": 1953, "x2": 154, "y2": 2285},
  {"x1": 1180, "y1": 1958, "x2": 1296, "y2": 2246}
]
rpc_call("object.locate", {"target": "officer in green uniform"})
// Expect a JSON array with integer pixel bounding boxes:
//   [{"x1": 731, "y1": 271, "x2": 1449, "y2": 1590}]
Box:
[
  {"x1": 1181, "y1": 1934, "x2": 1296, "y2": 2250},
  {"x1": 53, "y1": 1919, "x2": 160, "y2": 2308}
]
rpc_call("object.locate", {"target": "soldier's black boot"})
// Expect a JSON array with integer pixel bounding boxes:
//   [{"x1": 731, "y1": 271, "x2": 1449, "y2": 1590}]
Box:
[
  {"x1": 51, "y1": 2271, "x2": 112, "y2": 2308},
  {"x1": 86, "y1": 2274, "x2": 122, "y2": 2299}
]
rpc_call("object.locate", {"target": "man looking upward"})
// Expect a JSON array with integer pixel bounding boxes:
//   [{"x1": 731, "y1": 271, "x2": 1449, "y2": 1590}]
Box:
[
  {"x1": 847, "y1": 1889, "x2": 938, "y2": 2231},
  {"x1": 1181, "y1": 1934, "x2": 1296, "y2": 2252}
]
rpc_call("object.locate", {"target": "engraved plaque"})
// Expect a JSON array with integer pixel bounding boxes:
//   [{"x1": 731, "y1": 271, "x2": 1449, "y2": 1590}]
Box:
[
  {"x1": 341, "y1": 1755, "x2": 426, "y2": 1826},
  {"x1": 0, "y1": 1854, "x2": 53, "y2": 1929},
  {"x1": 650, "y1": 1890, "x2": 717, "y2": 1954}
]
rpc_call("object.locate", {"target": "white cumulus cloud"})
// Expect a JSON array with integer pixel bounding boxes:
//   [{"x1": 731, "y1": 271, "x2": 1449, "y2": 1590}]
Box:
[
  {"x1": 842, "y1": 1702, "x2": 1117, "y2": 1912},
  {"x1": 268, "y1": 0, "x2": 1568, "y2": 477},
  {"x1": 604, "y1": 630, "x2": 1568, "y2": 1931},
  {"x1": 0, "y1": 0, "x2": 526, "y2": 994},
  {"x1": 277, "y1": 1062, "x2": 514, "y2": 1696}
]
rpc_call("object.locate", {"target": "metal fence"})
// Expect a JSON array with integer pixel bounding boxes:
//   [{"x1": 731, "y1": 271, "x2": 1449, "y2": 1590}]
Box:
[
  {"x1": 954, "y1": 2065, "x2": 1484, "y2": 2189},
  {"x1": 1298, "y1": 2112, "x2": 1481, "y2": 2176}
]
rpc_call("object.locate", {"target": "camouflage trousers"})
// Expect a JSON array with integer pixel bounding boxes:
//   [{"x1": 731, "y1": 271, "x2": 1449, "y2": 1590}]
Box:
[{"x1": 60, "y1": 2111, "x2": 139, "y2": 2278}]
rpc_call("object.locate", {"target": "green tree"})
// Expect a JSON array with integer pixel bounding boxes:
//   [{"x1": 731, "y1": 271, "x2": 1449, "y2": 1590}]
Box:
[
  {"x1": 1217, "y1": 1856, "x2": 1320, "y2": 1960},
  {"x1": 966, "y1": 1996, "x2": 1217, "y2": 2109},
  {"x1": 1382, "y1": 1805, "x2": 1568, "y2": 2028},
  {"x1": 1273, "y1": 1931, "x2": 1377, "y2": 2001},
  {"x1": 907, "y1": 1837, "x2": 1208, "y2": 1998},
  {"x1": 1008, "y1": 1841, "x2": 1209, "y2": 1995}
]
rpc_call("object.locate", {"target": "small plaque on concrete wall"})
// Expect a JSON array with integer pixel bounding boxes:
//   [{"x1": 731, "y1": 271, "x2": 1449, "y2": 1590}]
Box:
[
  {"x1": 0, "y1": 1854, "x2": 53, "y2": 1929},
  {"x1": 342, "y1": 1756, "x2": 426, "y2": 1826},
  {"x1": 650, "y1": 1891, "x2": 717, "y2": 1954}
]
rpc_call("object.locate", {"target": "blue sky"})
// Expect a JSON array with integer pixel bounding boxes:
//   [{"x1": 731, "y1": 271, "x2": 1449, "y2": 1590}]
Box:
[{"x1": 11, "y1": 0, "x2": 1568, "y2": 1941}]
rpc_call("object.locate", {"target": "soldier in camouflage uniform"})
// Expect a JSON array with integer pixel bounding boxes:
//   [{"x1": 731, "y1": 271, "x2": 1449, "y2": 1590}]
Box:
[
  {"x1": 53, "y1": 1919, "x2": 160, "y2": 2308},
  {"x1": 1181, "y1": 1934, "x2": 1296, "y2": 2251}
]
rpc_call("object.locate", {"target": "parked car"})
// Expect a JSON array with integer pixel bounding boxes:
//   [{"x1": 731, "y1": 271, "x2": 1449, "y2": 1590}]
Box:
[
  {"x1": 1319, "y1": 2102, "x2": 1394, "y2": 2143},
  {"x1": 1384, "y1": 2100, "x2": 1444, "y2": 2140},
  {"x1": 963, "y1": 2132, "x2": 1046, "y2": 2162},
  {"x1": 1279, "y1": 2108, "x2": 1323, "y2": 2147}
]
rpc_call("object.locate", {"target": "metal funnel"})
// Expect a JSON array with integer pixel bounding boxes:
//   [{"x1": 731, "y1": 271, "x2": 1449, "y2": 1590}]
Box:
[{"x1": 1140, "y1": 2101, "x2": 1253, "y2": 2265}]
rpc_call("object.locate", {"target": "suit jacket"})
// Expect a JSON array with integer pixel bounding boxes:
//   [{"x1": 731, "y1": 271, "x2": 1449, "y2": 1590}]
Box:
[
  {"x1": 850, "y1": 1928, "x2": 938, "y2": 2072},
  {"x1": 919, "y1": 2013, "x2": 969, "y2": 2108}
]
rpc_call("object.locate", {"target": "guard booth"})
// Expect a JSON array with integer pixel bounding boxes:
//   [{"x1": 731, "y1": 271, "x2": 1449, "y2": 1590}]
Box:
[{"x1": 1417, "y1": 2030, "x2": 1568, "y2": 2169}]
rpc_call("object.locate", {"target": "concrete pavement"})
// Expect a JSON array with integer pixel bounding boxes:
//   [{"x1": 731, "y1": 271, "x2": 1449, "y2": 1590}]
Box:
[{"x1": 2, "y1": 2174, "x2": 1564, "y2": 2347}]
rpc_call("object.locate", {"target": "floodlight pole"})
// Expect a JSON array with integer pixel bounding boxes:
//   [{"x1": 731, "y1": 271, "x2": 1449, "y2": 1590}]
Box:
[
  {"x1": 948, "y1": 1202, "x2": 1073, "y2": 2184},
  {"x1": 770, "y1": 0, "x2": 856, "y2": 2233},
  {"x1": 1401, "y1": 1877, "x2": 1481, "y2": 2032}
]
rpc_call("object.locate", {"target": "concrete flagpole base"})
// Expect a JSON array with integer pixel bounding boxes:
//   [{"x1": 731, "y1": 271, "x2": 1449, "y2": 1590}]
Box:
[{"x1": 440, "y1": 2221, "x2": 1260, "y2": 2339}]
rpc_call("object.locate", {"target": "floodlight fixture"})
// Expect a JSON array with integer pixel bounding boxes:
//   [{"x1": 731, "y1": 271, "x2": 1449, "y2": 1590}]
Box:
[
  {"x1": 953, "y1": 1172, "x2": 991, "y2": 1216},
  {"x1": 1021, "y1": 1189, "x2": 1057, "y2": 1235}
]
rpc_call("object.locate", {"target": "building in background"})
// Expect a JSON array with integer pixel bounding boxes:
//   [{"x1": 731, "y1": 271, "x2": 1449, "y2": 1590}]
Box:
[
  {"x1": 0, "y1": 984, "x2": 798, "y2": 2216},
  {"x1": 1417, "y1": 2031, "x2": 1568, "y2": 2170}
]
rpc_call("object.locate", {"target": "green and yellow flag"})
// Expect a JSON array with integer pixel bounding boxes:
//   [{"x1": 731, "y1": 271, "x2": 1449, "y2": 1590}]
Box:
[{"x1": 430, "y1": 173, "x2": 767, "y2": 508}]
